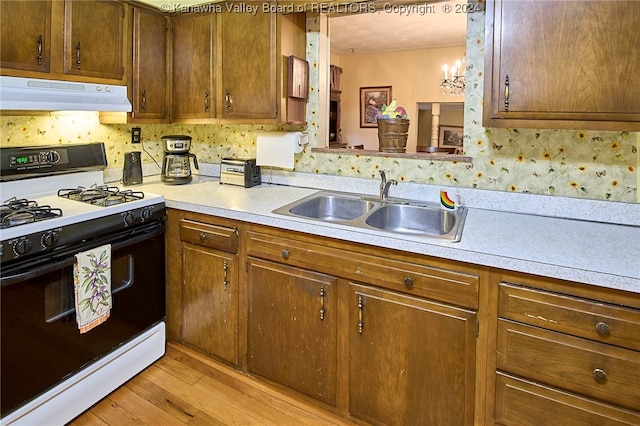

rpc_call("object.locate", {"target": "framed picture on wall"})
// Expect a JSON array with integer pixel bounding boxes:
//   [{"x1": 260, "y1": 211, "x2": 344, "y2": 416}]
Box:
[
  {"x1": 360, "y1": 86, "x2": 392, "y2": 128},
  {"x1": 439, "y1": 126, "x2": 463, "y2": 147}
]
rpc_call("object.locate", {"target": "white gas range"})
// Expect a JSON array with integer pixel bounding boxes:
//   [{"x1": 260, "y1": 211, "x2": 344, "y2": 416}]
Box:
[{"x1": 0, "y1": 143, "x2": 166, "y2": 425}]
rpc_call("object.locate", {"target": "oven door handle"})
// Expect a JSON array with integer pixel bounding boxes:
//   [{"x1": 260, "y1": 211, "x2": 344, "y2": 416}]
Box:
[{"x1": 1, "y1": 224, "x2": 163, "y2": 286}]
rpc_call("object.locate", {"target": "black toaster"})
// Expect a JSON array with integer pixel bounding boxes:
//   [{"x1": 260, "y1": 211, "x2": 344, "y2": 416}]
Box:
[{"x1": 220, "y1": 158, "x2": 261, "y2": 188}]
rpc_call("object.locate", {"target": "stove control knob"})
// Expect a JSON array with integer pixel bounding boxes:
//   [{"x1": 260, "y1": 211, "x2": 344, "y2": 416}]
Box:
[
  {"x1": 123, "y1": 211, "x2": 135, "y2": 226},
  {"x1": 46, "y1": 150, "x2": 61, "y2": 164},
  {"x1": 14, "y1": 238, "x2": 33, "y2": 256},
  {"x1": 41, "y1": 231, "x2": 59, "y2": 248},
  {"x1": 141, "y1": 207, "x2": 153, "y2": 221}
]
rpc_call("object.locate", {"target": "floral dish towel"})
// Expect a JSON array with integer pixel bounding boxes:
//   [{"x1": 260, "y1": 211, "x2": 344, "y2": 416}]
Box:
[{"x1": 74, "y1": 244, "x2": 112, "y2": 334}]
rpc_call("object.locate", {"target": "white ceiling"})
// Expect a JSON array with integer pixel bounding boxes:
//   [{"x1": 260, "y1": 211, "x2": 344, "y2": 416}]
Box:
[
  {"x1": 329, "y1": 1, "x2": 467, "y2": 55},
  {"x1": 135, "y1": 0, "x2": 467, "y2": 55}
]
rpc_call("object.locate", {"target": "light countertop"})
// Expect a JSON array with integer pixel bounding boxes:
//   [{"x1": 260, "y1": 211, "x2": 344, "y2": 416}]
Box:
[{"x1": 131, "y1": 172, "x2": 640, "y2": 295}]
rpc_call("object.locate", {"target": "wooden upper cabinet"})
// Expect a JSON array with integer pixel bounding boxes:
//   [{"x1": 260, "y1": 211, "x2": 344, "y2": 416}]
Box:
[
  {"x1": 484, "y1": 0, "x2": 640, "y2": 131},
  {"x1": 0, "y1": 0, "x2": 52, "y2": 73},
  {"x1": 131, "y1": 7, "x2": 168, "y2": 121},
  {"x1": 63, "y1": 0, "x2": 125, "y2": 80},
  {"x1": 219, "y1": 8, "x2": 277, "y2": 119},
  {"x1": 170, "y1": 12, "x2": 215, "y2": 121},
  {"x1": 165, "y1": 5, "x2": 304, "y2": 123}
]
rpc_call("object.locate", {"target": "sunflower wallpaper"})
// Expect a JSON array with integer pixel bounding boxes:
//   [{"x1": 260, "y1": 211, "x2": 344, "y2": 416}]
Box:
[{"x1": 1, "y1": 9, "x2": 637, "y2": 203}]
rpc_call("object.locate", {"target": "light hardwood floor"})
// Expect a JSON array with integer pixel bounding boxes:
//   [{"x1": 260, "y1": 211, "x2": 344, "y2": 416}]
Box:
[{"x1": 69, "y1": 342, "x2": 356, "y2": 426}]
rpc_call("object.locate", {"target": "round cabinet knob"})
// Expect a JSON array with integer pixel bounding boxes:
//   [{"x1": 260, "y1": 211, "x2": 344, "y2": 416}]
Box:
[
  {"x1": 592, "y1": 368, "x2": 607, "y2": 383},
  {"x1": 595, "y1": 321, "x2": 610, "y2": 336},
  {"x1": 199, "y1": 232, "x2": 206, "y2": 241},
  {"x1": 404, "y1": 277, "x2": 414, "y2": 288},
  {"x1": 281, "y1": 249, "x2": 289, "y2": 259}
]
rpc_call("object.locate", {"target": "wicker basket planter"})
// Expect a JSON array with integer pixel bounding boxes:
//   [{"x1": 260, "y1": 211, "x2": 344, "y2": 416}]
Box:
[{"x1": 377, "y1": 118, "x2": 410, "y2": 152}]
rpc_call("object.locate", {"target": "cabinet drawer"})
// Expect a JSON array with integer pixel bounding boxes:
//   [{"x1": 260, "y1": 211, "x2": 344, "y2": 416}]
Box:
[
  {"x1": 180, "y1": 219, "x2": 237, "y2": 253},
  {"x1": 497, "y1": 319, "x2": 640, "y2": 411},
  {"x1": 499, "y1": 283, "x2": 640, "y2": 351},
  {"x1": 495, "y1": 372, "x2": 640, "y2": 425},
  {"x1": 246, "y1": 231, "x2": 479, "y2": 309}
]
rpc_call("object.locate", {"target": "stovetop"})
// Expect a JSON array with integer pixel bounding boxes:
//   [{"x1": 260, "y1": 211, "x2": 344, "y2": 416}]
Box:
[
  {"x1": 0, "y1": 197, "x2": 63, "y2": 229},
  {"x1": 1, "y1": 185, "x2": 148, "y2": 230},
  {"x1": 58, "y1": 184, "x2": 145, "y2": 207},
  {"x1": 0, "y1": 143, "x2": 166, "y2": 265},
  {"x1": 0, "y1": 171, "x2": 164, "y2": 241}
]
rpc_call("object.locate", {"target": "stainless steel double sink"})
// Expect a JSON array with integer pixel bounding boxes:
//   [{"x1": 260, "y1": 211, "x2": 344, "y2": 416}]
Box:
[{"x1": 272, "y1": 191, "x2": 467, "y2": 242}]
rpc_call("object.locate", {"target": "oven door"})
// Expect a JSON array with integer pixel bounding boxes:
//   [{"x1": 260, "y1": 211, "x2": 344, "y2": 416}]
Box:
[{"x1": 0, "y1": 221, "x2": 165, "y2": 418}]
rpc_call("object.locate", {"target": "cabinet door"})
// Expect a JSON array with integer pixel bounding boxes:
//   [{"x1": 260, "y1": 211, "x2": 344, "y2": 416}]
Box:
[
  {"x1": 220, "y1": 9, "x2": 276, "y2": 119},
  {"x1": 0, "y1": 0, "x2": 51, "y2": 73},
  {"x1": 171, "y1": 12, "x2": 215, "y2": 120},
  {"x1": 132, "y1": 8, "x2": 168, "y2": 121},
  {"x1": 63, "y1": 0, "x2": 125, "y2": 80},
  {"x1": 484, "y1": 0, "x2": 640, "y2": 130},
  {"x1": 349, "y1": 283, "x2": 477, "y2": 426},
  {"x1": 247, "y1": 258, "x2": 337, "y2": 406},
  {"x1": 495, "y1": 373, "x2": 640, "y2": 426},
  {"x1": 182, "y1": 243, "x2": 238, "y2": 365}
]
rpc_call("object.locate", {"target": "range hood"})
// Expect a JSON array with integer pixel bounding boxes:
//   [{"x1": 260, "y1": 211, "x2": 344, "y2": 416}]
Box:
[{"x1": 0, "y1": 76, "x2": 132, "y2": 112}]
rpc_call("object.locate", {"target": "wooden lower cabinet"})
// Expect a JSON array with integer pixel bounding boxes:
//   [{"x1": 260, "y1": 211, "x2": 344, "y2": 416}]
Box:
[
  {"x1": 181, "y1": 242, "x2": 238, "y2": 365},
  {"x1": 495, "y1": 373, "x2": 640, "y2": 426},
  {"x1": 246, "y1": 258, "x2": 338, "y2": 406},
  {"x1": 244, "y1": 228, "x2": 483, "y2": 424},
  {"x1": 348, "y1": 283, "x2": 477, "y2": 426},
  {"x1": 496, "y1": 319, "x2": 640, "y2": 411},
  {"x1": 491, "y1": 273, "x2": 640, "y2": 424},
  {"x1": 165, "y1": 211, "x2": 240, "y2": 366},
  {"x1": 165, "y1": 212, "x2": 487, "y2": 423},
  {"x1": 164, "y1": 210, "x2": 639, "y2": 424}
]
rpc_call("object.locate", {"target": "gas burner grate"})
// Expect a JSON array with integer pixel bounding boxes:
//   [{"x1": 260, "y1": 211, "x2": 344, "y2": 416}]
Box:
[
  {"x1": 58, "y1": 184, "x2": 144, "y2": 207},
  {"x1": 0, "y1": 197, "x2": 63, "y2": 229}
]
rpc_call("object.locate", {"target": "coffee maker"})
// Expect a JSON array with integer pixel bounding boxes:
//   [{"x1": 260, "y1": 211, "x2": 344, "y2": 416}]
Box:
[{"x1": 161, "y1": 135, "x2": 199, "y2": 184}]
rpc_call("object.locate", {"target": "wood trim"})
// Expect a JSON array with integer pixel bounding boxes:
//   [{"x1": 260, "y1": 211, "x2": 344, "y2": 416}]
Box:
[{"x1": 497, "y1": 269, "x2": 640, "y2": 309}]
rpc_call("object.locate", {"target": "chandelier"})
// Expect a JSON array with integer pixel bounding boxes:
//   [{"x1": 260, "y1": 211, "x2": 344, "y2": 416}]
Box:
[{"x1": 440, "y1": 56, "x2": 466, "y2": 96}]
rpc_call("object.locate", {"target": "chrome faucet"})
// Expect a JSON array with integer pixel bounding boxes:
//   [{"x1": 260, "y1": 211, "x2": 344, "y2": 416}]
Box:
[{"x1": 379, "y1": 170, "x2": 398, "y2": 200}]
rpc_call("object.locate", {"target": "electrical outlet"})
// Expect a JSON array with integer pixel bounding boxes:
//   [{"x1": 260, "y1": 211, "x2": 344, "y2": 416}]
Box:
[{"x1": 131, "y1": 127, "x2": 141, "y2": 144}]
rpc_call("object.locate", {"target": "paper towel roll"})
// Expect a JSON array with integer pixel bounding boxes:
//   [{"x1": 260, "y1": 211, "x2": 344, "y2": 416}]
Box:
[{"x1": 256, "y1": 132, "x2": 308, "y2": 169}]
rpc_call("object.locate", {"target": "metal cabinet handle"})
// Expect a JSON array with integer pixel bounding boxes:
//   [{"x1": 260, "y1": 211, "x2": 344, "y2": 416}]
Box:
[
  {"x1": 592, "y1": 368, "x2": 607, "y2": 383},
  {"x1": 141, "y1": 89, "x2": 147, "y2": 112},
  {"x1": 225, "y1": 89, "x2": 231, "y2": 112},
  {"x1": 199, "y1": 232, "x2": 206, "y2": 241},
  {"x1": 75, "y1": 41, "x2": 81, "y2": 69},
  {"x1": 319, "y1": 287, "x2": 325, "y2": 320},
  {"x1": 37, "y1": 34, "x2": 43, "y2": 65},
  {"x1": 504, "y1": 74, "x2": 510, "y2": 111},
  {"x1": 224, "y1": 89, "x2": 236, "y2": 113},
  {"x1": 358, "y1": 296, "x2": 364, "y2": 334},
  {"x1": 404, "y1": 277, "x2": 414, "y2": 288},
  {"x1": 204, "y1": 91, "x2": 209, "y2": 112},
  {"x1": 223, "y1": 260, "x2": 229, "y2": 291},
  {"x1": 595, "y1": 321, "x2": 610, "y2": 336},
  {"x1": 281, "y1": 249, "x2": 289, "y2": 259}
]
